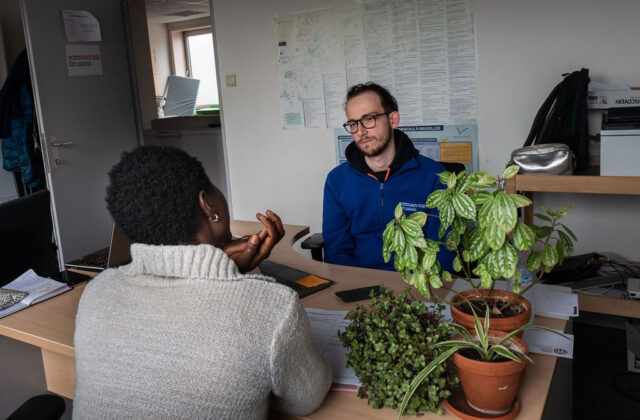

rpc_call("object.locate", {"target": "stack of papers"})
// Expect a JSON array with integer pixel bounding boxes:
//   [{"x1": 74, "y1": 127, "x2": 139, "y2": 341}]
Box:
[{"x1": 0, "y1": 269, "x2": 70, "y2": 318}]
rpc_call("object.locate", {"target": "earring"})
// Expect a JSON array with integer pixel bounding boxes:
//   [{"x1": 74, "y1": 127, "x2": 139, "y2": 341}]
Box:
[{"x1": 207, "y1": 213, "x2": 219, "y2": 223}]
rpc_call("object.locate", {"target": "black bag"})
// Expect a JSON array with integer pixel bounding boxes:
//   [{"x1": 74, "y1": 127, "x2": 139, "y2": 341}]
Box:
[{"x1": 523, "y1": 68, "x2": 590, "y2": 170}]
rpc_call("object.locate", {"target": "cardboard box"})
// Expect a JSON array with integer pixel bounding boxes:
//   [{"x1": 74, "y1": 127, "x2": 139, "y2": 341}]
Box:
[{"x1": 588, "y1": 88, "x2": 640, "y2": 109}]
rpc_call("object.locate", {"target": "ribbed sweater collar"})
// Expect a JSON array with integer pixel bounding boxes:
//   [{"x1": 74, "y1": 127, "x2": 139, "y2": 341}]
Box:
[{"x1": 124, "y1": 243, "x2": 242, "y2": 280}]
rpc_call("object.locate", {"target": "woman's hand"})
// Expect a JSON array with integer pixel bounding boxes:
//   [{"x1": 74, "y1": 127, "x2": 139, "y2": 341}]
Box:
[{"x1": 223, "y1": 210, "x2": 285, "y2": 273}]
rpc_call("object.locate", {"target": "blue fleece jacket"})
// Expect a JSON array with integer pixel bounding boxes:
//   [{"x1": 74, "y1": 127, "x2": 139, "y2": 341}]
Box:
[{"x1": 322, "y1": 146, "x2": 454, "y2": 272}]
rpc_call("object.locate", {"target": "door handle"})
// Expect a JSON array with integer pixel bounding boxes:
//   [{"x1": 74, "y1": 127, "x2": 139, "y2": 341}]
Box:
[{"x1": 51, "y1": 141, "x2": 74, "y2": 147}]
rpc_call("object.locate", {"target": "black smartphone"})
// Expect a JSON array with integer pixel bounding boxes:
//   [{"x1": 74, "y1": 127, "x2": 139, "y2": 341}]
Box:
[
  {"x1": 335, "y1": 285, "x2": 382, "y2": 303},
  {"x1": 50, "y1": 270, "x2": 92, "y2": 286}
]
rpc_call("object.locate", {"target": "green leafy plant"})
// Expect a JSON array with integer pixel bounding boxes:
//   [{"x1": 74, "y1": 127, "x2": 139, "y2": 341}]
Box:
[
  {"x1": 337, "y1": 286, "x2": 459, "y2": 415},
  {"x1": 397, "y1": 306, "x2": 569, "y2": 418},
  {"x1": 382, "y1": 165, "x2": 577, "y2": 306}
]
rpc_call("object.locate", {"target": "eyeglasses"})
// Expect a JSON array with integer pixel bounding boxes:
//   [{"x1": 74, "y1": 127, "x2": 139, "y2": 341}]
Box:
[{"x1": 343, "y1": 112, "x2": 390, "y2": 134}]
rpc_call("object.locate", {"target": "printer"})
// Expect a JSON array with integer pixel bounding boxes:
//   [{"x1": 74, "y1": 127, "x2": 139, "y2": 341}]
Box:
[{"x1": 600, "y1": 107, "x2": 640, "y2": 176}]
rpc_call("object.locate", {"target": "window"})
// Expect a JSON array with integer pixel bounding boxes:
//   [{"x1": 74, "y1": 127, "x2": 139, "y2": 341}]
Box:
[{"x1": 184, "y1": 29, "x2": 219, "y2": 107}]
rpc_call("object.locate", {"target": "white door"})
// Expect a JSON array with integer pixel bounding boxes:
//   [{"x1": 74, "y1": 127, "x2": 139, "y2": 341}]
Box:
[{"x1": 21, "y1": 0, "x2": 139, "y2": 265}]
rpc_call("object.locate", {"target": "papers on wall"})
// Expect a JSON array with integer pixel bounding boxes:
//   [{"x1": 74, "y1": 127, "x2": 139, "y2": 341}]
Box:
[
  {"x1": 275, "y1": 0, "x2": 477, "y2": 129},
  {"x1": 61, "y1": 10, "x2": 102, "y2": 42},
  {"x1": 304, "y1": 308, "x2": 360, "y2": 389},
  {"x1": 333, "y1": 124, "x2": 478, "y2": 171},
  {"x1": 0, "y1": 269, "x2": 70, "y2": 318}
]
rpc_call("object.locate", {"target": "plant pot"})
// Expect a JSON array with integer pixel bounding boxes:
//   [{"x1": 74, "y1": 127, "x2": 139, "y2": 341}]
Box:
[
  {"x1": 450, "y1": 289, "x2": 531, "y2": 336},
  {"x1": 452, "y1": 331, "x2": 528, "y2": 415}
]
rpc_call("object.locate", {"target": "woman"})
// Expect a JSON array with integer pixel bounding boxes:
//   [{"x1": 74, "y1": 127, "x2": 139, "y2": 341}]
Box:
[{"x1": 73, "y1": 146, "x2": 332, "y2": 419}]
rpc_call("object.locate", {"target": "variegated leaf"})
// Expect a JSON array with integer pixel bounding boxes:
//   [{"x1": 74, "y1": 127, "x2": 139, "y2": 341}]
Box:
[
  {"x1": 526, "y1": 250, "x2": 542, "y2": 272},
  {"x1": 439, "y1": 200, "x2": 455, "y2": 228},
  {"x1": 452, "y1": 192, "x2": 476, "y2": 220},
  {"x1": 558, "y1": 231, "x2": 574, "y2": 254},
  {"x1": 393, "y1": 229, "x2": 406, "y2": 254},
  {"x1": 453, "y1": 217, "x2": 468, "y2": 235},
  {"x1": 509, "y1": 194, "x2": 532, "y2": 208},
  {"x1": 407, "y1": 211, "x2": 428, "y2": 227},
  {"x1": 383, "y1": 220, "x2": 395, "y2": 243},
  {"x1": 429, "y1": 274, "x2": 442, "y2": 289},
  {"x1": 442, "y1": 271, "x2": 452, "y2": 282},
  {"x1": 495, "y1": 243, "x2": 518, "y2": 278},
  {"x1": 415, "y1": 272, "x2": 429, "y2": 297},
  {"x1": 484, "y1": 221, "x2": 506, "y2": 250},
  {"x1": 401, "y1": 219, "x2": 423, "y2": 237},
  {"x1": 407, "y1": 235, "x2": 428, "y2": 248},
  {"x1": 542, "y1": 243, "x2": 559, "y2": 266},
  {"x1": 502, "y1": 165, "x2": 520, "y2": 179},
  {"x1": 422, "y1": 249, "x2": 437, "y2": 270},
  {"x1": 480, "y1": 271, "x2": 492, "y2": 288},
  {"x1": 471, "y1": 191, "x2": 493, "y2": 206},
  {"x1": 493, "y1": 191, "x2": 517, "y2": 232},
  {"x1": 513, "y1": 222, "x2": 535, "y2": 251},
  {"x1": 426, "y1": 189, "x2": 447, "y2": 208},
  {"x1": 478, "y1": 200, "x2": 494, "y2": 229},
  {"x1": 382, "y1": 242, "x2": 391, "y2": 263},
  {"x1": 404, "y1": 243, "x2": 418, "y2": 269},
  {"x1": 394, "y1": 202, "x2": 404, "y2": 220},
  {"x1": 452, "y1": 256, "x2": 462, "y2": 272},
  {"x1": 468, "y1": 227, "x2": 489, "y2": 261}
]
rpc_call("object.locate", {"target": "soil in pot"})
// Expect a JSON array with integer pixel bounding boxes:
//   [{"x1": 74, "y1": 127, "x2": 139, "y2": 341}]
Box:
[{"x1": 450, "y1": 290, "x2": 532, "y2": 336}]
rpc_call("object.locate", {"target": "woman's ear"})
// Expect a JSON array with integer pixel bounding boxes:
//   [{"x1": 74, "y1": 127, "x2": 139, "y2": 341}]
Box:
[{"x1": 198, "y1": 190, "x2": 214, "y2": 217}]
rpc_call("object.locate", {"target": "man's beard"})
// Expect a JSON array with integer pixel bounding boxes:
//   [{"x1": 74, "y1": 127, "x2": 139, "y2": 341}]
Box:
[{"x1": 356, "y1": 130, "x2": 392, "y2": 157}]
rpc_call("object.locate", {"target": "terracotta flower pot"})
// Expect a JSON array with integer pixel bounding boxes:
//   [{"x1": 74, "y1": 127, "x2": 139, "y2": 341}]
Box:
[
  {"x1": 452, "y1": 331, "x2": 529, "y2": 415},
  {"x1": 450, "y1": 289, "x2": 531, "y2": 336}
]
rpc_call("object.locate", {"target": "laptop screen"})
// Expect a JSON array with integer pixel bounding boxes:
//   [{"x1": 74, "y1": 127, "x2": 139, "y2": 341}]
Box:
[{"x1": 107, "y1": 224, "x2": 132, "y2": 268}]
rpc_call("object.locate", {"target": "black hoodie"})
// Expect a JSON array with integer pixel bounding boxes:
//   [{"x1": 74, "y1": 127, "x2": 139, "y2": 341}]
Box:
[{"x1": 344, "y1": 128, "x2": 418, "y2": 182}]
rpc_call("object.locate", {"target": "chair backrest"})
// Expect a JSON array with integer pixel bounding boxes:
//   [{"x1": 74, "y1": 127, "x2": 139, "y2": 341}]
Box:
[
  {"x1": 0, "y1": 190, "x2": 59, "y2": 285},
  {"x1": 440, "y1": 161, "x2": 466, "y2": 174}
]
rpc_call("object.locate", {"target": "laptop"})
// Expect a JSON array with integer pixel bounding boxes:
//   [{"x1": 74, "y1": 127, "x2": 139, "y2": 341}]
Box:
[
  {"x1": 106, "y1": 224, "x2": 132, "y2": 268},
  {"x1": 259, "y1": 260, "x2": 334, "y2": 298}
]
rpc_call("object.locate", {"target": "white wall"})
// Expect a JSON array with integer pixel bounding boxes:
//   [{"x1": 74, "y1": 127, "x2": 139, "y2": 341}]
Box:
[
  {"x1": 147, "y1": 21, "x2": 171, "y2": 96},
  {"x1": 212, "y1": 0, "x2": 640, "y2": 260}
]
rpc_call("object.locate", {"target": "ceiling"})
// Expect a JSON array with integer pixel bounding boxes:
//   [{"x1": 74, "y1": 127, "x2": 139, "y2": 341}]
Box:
[{"x1": 145, "y1": 0, "x2": 210, "y2": 23}]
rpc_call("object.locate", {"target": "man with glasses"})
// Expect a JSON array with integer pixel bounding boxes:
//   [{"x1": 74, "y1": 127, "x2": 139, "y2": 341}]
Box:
[{"x1": 322, "y1": 82, "x2": 453, "y2": 271}]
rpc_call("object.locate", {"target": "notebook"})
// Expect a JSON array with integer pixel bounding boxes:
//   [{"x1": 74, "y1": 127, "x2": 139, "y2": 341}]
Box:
[
  {"x1": 259, "y1": 260, "x2": 334, "y2": 298},
  {"x1": 0, "y1": 269, "x2": 70, "y2": 318}
]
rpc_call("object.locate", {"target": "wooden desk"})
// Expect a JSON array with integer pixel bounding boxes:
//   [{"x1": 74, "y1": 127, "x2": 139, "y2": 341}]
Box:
[{"x1": 0, "y1": 222, "x2": 566, "y2": 419}]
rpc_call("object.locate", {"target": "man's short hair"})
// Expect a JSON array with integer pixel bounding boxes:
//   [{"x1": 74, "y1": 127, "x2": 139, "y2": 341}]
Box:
[
  {"x1": 345, "y1": 82, "x2": 398, "y2": 113},
  {"x1": 105, "y1": 145, "x2": 212, "y2": 245}
]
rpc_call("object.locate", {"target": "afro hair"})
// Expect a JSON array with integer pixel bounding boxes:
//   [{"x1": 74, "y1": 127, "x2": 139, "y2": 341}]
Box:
[{"x1": 105, "y1": 146, "x2": 213, "y2": 245}]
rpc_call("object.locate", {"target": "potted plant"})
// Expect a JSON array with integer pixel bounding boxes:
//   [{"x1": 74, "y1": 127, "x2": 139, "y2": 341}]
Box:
[
  {"x1": 398, "y1": 306, "x2": 569, "y2": 418},
  {"x1": 382, "y1": 165, "x2": 577, "y2": 332},
  {"x1": 337, "y1": 286, "x2": 459, "y2": 415}
]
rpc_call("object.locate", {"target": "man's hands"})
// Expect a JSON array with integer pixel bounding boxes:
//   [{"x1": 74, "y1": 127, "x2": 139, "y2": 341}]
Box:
[{"x1": 223, "y1": 210, "x2": 285, "y2": 273}]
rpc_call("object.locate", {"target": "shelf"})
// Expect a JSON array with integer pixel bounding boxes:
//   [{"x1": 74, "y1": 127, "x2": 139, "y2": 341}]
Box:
[{"x1": 506, "y1": 174, "x2": 640, "y2": 195}]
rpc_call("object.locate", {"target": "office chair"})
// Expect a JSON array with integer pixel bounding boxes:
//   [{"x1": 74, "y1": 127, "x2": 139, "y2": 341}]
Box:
[
  {"x1": 301, "y1": 162, "x2": 467, "y2": 261},
  {"x1": 7, "y1": 394, "x2": 66, "y2": 420}
]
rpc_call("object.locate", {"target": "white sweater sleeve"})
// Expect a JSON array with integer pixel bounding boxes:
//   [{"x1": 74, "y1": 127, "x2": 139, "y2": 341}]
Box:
[{"x1": 269, "y1": 297, "x2": 332, "y2": 415}]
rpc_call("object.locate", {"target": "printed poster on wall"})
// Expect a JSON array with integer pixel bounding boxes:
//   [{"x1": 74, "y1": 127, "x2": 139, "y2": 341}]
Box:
[
  {"x1": 333, "y1": 124, "x2": 478, "y2": 172},
  {"x1": 275, "y1": 0, "x2": 476, "y2": 129},
  {"x1": 65, "y1": 44, "x2": 102, "y2": 76}
]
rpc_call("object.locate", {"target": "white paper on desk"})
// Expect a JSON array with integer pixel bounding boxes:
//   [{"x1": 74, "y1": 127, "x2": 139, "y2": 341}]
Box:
[
  {"x1": 523, "y1": 329, "x2": 574, "y2": 359},
  {"x1": 304, "y1": 308, "x2": 360, "y2": 387}
]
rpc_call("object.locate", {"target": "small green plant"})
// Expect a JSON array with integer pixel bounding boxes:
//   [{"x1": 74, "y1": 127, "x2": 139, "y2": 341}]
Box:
[
  {"x1": 397, "y1": 306, "x2": 569, "y2": 418},
  {"x1": 382, "y1": 165, "x2": 577, "y2": 306},
  {"x1": 338, "y1": 286, "x2": 459, "y2": 415}
]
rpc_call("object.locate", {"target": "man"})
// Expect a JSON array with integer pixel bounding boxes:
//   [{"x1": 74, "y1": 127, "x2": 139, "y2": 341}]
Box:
[{"x1": 322, "y1": 82, "x2": 453, "y2": 271}]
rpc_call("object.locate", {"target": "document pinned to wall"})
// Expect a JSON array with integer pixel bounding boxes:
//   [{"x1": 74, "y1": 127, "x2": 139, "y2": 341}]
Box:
[
  {"x1": 66, "y1": 45, "x2": 102, "y2": 76},
  {"x1": 61, "y1": 10, "x2": 102, "y2": 42},
  {"x1": 333, "y1": 124, "x2": 478, "y2": 171},
  {"x1": 275, "y1": 0, "x2": 476, "y2": 129}
]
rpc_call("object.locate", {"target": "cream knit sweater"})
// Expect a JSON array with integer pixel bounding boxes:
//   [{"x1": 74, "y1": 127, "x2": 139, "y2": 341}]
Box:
[{"x1": 73, "y1": 243, "x2": 332, "y2": 419}]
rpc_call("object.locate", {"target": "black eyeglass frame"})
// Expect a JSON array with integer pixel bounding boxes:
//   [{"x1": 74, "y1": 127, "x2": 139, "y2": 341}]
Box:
[{"x1": 342, "y1": 112, "x2": 390, "y2": 134}]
